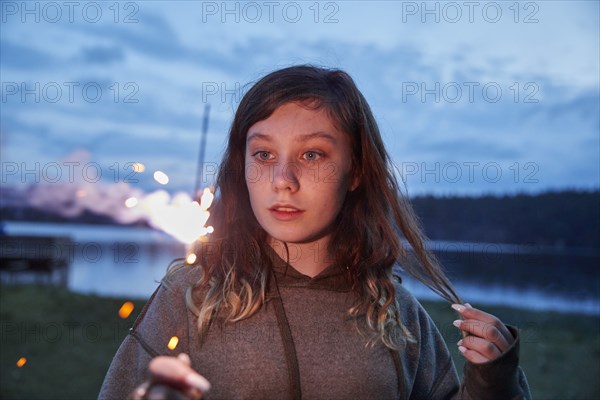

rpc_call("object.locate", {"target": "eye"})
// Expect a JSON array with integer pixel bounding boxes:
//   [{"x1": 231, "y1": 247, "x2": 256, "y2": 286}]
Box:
[
  {"x1": 303, "y1": 151, "x2": 321, "y2": 161},
  {"x1": 253, "y1": 151, "x2": 273, "y2": 161}
]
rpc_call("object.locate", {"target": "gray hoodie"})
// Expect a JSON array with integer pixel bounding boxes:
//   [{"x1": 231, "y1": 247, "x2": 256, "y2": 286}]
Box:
[{"x1": 99, "y1": 254, "x2": 530, "y2": 399}]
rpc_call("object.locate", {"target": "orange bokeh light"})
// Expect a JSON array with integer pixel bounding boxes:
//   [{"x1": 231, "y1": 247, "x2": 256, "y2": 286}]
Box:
[{"x1": 118, "y1": 301, "x2": 135, "y2": 319}]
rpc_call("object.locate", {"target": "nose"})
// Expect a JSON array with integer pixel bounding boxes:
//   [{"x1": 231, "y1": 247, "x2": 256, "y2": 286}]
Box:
[{"x1": 272, "y1": 162, "x2": 300, "y2": 193}]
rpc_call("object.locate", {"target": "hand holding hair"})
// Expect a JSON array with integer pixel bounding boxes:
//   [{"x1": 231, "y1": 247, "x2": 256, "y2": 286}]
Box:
[{"x1": 451, "y1": 303, "x2": 516, "y2": 364}]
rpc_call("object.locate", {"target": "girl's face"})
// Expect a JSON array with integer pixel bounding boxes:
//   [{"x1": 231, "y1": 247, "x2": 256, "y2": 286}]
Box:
[{"x1": 245, "y1": 102, "x2": 358, "y2": 248}]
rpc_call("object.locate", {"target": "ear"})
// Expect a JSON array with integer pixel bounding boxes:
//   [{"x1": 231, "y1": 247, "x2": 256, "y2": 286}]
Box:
[{"x1": 349, "y1": 172, "x2": 361, "y2": 192}]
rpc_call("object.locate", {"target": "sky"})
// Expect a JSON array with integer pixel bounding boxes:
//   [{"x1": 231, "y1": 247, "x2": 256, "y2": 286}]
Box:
[{"x1": 1, "y1": 0, "x2": 599, "y2": 199}]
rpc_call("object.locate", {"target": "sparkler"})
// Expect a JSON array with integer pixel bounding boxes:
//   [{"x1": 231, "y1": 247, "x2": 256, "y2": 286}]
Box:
[{"x1": 125, "y1": 108, "x2": 213, "y2": 394}]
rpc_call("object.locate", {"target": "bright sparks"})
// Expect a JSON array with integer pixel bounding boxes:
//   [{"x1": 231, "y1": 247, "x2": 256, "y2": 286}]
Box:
[
  {"x1": 186, "y1": 253, "x2": 197, "y2": 264},
  {"x1": 16, "y1": 357, "x2": 27, "y2": 368},
  {"x1": 118, "y1": 301, "x2": 135, "y2": 319},
  {"x1": 132, "y1": 163, "x2": 145, "y2": 173},
  {"x1": 106, "y1": 171, "x2": 215, "y2": 245},
  {"x1": 134, "y1": 187, "x2": 215, "y2": 244},
  {"x1": 167, "y1": 336, "x2": 179, "y2": 350},
  {"x1": 153, "y1": 170, "x2": 169, "y2": 185},
  {"x1": 124, "y1": 197, "x2": 138, "y2": 208},
  {"x1": 200, "y1": 187, "x2": 214, "y2": 208}
]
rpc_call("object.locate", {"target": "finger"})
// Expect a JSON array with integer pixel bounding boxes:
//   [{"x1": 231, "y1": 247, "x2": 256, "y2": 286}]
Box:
[
  {"x1": 463, "y1": 303, "x2": 514, "y2": 345},
  {"x1": 184, "y1": 374, "x2": 211, "y2": 398},
  {"x1": 175, "y1": 353, "x2": 204, "y2": 398},
  {"x1": 149, "y1": 356, "x2": 211, "y2": 394},
  {"x1": 457, "y1": 344, "x2": 494, "y2": 364},
  {"x1": 458, "y1": 335, "x2": 503, "y2": 361},
  {"x1": 129, "y1": 381, "x2": 151, "y2": 400},
  {"x1": 452, "y1": 303, "x2": 500, "y2": 326},
  {"x1": 452, "y1": 319, "x2": 512, "y2": 353},
  {"x1": 145, "y1": 384, "x2": 189, "y2": 400},
  {"x1": 452, "y1": 303, "x2": 514, "y2": 344}
]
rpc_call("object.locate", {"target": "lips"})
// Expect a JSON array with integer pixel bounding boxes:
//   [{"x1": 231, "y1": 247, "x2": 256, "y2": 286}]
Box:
[{"x1": 269, "y1": 204, "x2": 304, "y2": 221}]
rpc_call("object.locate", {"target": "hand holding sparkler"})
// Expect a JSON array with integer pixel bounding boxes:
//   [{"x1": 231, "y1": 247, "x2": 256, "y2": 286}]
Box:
[{"x1": 129, "y1": 353, "x2": 210, "y2": 400}]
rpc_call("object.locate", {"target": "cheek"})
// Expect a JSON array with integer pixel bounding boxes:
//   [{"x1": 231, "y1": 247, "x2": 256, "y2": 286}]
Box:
[
  {"x1": 318, "y1": 159, "x2": 353, "y2": 191},
  {"x1": 307, "y1": 165, "x2": 353, "y2": 206},
  {"x1": 245, "y1": 166, "x2": 259, "y2": 186},
  {"x1": 315, "y1": 162, "x2": 338, "y2": 184},
  {"x1": 245, "y1": 174, "x2": 262, "y2": 216},
  {"x1": 245, "y1": 159, "x2": 268, "y2": 187},
  {"x1": 307, "y1": 160, "x2": 350, "y2": 186}
]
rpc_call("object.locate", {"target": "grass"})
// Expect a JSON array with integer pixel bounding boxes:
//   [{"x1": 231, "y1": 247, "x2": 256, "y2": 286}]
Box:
[
  {"x1": 1, "y1": 285, "x2": 599, "y2": 399},
  {"x1": 422, "y1": 301, "x2": 600, "y2": 400},
  {"x1": 0, "y1": 285, "x2": 146, "y2": 400}
]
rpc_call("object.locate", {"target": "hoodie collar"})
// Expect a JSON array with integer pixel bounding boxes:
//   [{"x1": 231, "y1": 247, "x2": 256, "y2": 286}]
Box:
[{"x1": 265, "y1": 245, "x2": 353, "y2": 292}]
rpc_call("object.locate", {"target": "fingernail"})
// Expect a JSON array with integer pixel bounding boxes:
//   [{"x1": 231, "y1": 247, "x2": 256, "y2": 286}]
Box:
[
  {"x1": 458, "y1": 345, "x2": 467, "y2": 353},
  {"x1": 452, "y1": 320, "x2": 462, "y2": 328},
  {"x1": 464, "y1": 303, "x2": 472, "y2": 308},
  {"x1": 451, "y1": 304, "x2": 466, "y2": 312},
  {"x1": 457, "y1": 339, "x2": 463, "y2": 346},
  {"x1": 185, "y1": 374, "x2": 211, "y2": 393}
]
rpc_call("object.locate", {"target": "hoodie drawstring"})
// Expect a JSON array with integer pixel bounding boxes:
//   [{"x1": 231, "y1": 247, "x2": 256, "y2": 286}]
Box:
[{"x1": 271, "y1": 270, "x2": 303, "y2": 400}]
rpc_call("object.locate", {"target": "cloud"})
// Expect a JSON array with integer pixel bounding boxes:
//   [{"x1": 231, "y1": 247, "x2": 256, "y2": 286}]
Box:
[
  {"x1": 75, "y1": 11, "x2": 188, "y2": 61},
  {"x1": 1, "y1": 2, "x2": 597, "y2": 196},
  {"x1": 0, "y1": 40, "x2": 56, "y2": 69},
  {"x1": 417, "y1": 137, "x2": 522, "y2": 160},
  {"x1": 81, "y1": 45, "x2": 125, "y2": 64}
]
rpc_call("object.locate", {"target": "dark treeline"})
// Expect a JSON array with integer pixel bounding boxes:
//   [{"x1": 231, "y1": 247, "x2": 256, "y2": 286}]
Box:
[
  {"x1": 2, "y1": 190, "x2": 599, "y2": 249},
  {"x1": 0, "y1": 207, "x2": 151, "y2": 228},
  {"x1": 411, "y1": 190, "x2": 600, "y2": 248}
]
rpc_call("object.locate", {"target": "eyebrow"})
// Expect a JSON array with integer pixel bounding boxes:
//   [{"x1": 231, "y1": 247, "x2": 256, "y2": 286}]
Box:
[{"x1": 247, "y1": 131, "x2": 338, "y2": 144}]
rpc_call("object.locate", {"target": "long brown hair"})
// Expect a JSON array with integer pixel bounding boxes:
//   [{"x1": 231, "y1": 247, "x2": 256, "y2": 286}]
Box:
[{"x1": 187, "y1": 65, "x2": 461, "y2": 349}]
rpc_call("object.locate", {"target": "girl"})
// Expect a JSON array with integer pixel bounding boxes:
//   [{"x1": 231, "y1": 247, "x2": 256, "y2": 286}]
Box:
[{"x1": 100, "y1": 66, "x2": 531, "y2": 399}]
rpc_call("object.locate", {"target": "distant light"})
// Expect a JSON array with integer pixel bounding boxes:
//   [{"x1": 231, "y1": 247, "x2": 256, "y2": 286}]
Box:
[
  {"x1": 167, "y1": 336, "x2": 179, "y2": 350},
  {"x1": 76, "y1": 190, "x2": 86, "y2": 198},
  {"x1": 124, "y1": 197, "x2": 138, "y2": 208},
  {"x1": 132, "y1": 163, "x2": 145, "y2": 173},
  {"x1": 186, "y1": 253, "x2": 197, "y2": 264},
  {"x1": 154, "y1": 171, "x2": 169, "y2": 185},
  {"x1": 16, "y1": 357, "x2": 27, "y2": 368},
  {"x1": 207, "y1": 226, "x2": 214, "y2": 233},
  {"x1": 118, "y1": 301, "x2": 135, "y2": 319}
]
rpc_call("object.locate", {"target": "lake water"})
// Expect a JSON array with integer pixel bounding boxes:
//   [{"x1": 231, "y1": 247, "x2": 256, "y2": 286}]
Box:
[
  {"x1": 3, "y1": 222, "x2": 599, "y2": 315},
  {"x1": 2, "y1": 221, "x2": 184, "y2": 298}
]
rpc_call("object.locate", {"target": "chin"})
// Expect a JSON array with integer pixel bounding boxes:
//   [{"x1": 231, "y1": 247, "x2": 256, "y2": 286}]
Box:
[
  {"x1": 268, "y1": 232, "x2": 308, "y2": 244},
  {"x1": 267, "y1": 229, "x2": 328, "y2": 247}
]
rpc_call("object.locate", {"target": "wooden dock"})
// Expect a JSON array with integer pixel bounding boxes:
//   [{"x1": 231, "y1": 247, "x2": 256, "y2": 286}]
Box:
[{"x1": 0, "y1": 235, "x2": 72, "y2": 286}]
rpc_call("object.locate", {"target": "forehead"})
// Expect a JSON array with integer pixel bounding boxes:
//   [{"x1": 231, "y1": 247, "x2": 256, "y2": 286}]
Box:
[{"x1": 246, "y1": 102, "x2": 345, "y2": 143}]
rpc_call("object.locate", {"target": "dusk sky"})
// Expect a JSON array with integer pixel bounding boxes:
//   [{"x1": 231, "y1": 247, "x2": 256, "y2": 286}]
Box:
[{"x1": 2, "y1": 0, "x2": 599, "y2": 199}]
